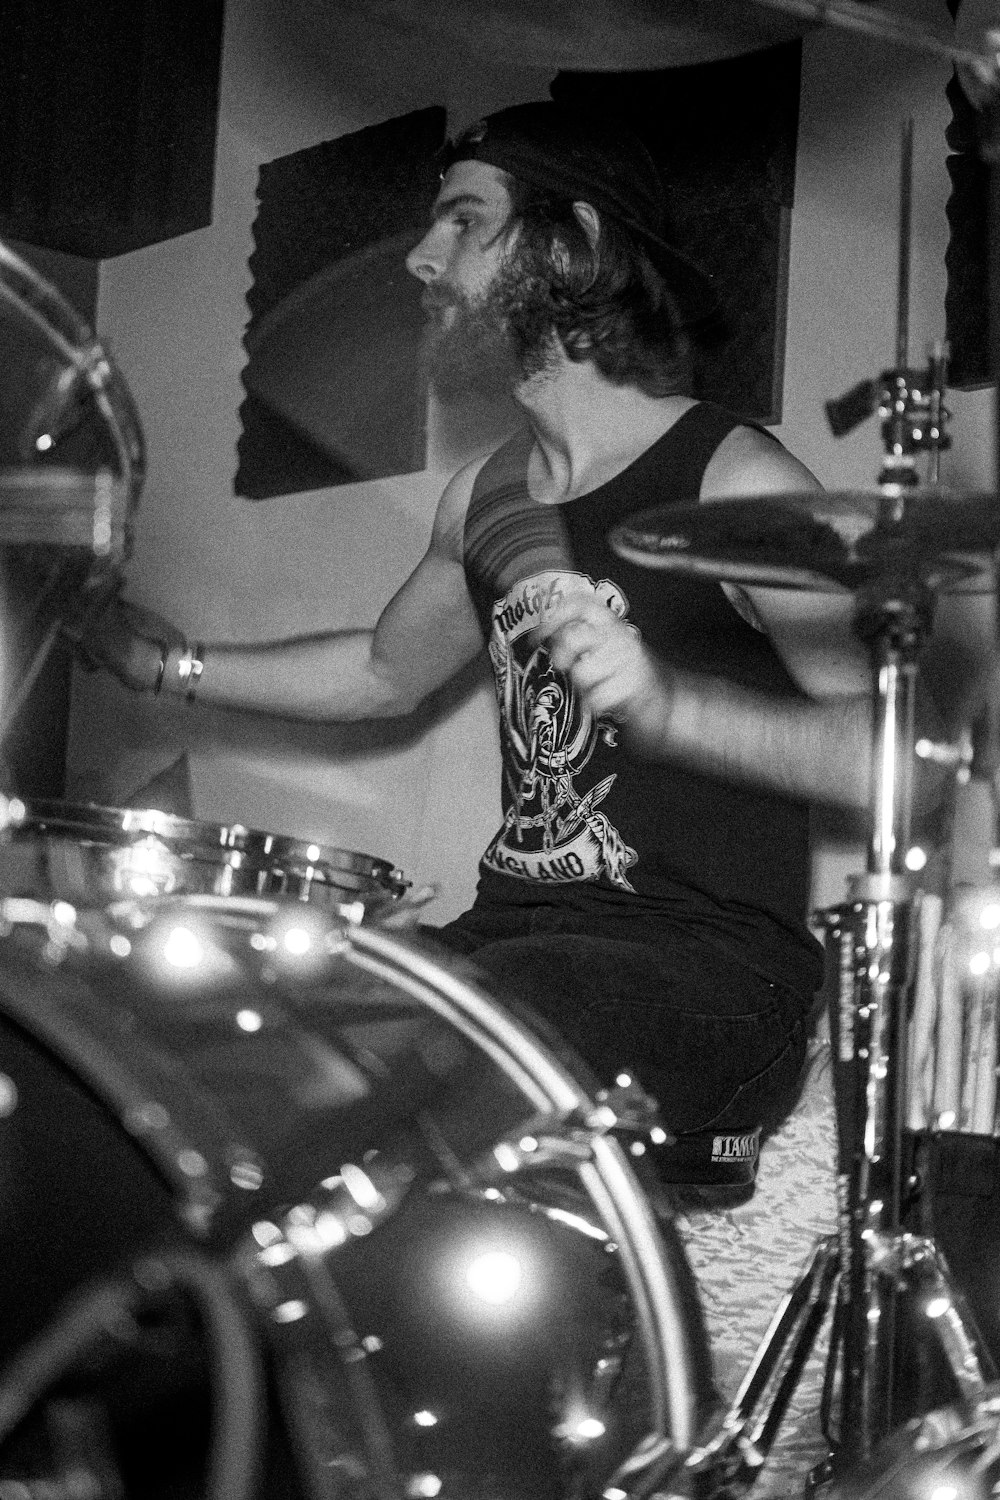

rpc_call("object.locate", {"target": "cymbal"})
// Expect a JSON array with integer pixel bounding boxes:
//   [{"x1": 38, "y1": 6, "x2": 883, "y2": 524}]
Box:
[
  {"x1": 748, "y1": 0, "x2": 987, "y2": 75},
  {"x1": 609, "y1": 488, "x2": 1000, "y2": 594}
]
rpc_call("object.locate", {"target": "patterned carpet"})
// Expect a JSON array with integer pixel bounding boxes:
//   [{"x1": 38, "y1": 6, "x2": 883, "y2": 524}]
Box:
[{"x1": 677, "y1": 1038, "x2": 839, "y2": 1499}]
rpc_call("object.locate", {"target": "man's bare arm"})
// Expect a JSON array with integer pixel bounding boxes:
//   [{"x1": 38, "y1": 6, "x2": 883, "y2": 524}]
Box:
[
  {"x1": 82, "y1": 462, "x2": 487, "y2": 721},
  {"x1": 539, "y1": 589, "x2": 873, "y2": 806},
  {"x1": 541, "y1": 427, "x2": 991, "y2": 809},
  {"x1": 541, "y1": 427, "x2": 876, "y2": 807}
]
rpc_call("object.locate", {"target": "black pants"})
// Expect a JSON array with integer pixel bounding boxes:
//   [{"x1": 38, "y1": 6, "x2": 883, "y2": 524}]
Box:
[{"x1": 426, "y1": 898, "x2": 812, "y2": 1194}]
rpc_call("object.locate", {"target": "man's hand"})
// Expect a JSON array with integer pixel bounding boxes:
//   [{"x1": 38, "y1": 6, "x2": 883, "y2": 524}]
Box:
[
  {"x1": 537, "y1": 592, "x2": 673, "y2": 733},
  {"x1": 63, "y1": 591, "x2": 186, "y2": 693}
]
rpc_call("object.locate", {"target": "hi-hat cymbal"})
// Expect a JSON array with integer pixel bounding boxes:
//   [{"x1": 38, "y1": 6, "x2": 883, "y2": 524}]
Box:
[{"x1": 610, "y1": 488, "x2": 1000, "y2": 593}]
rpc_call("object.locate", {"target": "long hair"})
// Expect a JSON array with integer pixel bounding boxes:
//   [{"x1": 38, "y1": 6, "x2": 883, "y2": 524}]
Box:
[{"x1": 501, "y1": 176, "x2": 694, "y2": 398}]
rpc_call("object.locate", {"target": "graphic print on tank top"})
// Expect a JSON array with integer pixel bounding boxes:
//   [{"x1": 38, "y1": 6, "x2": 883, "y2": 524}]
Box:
[{"x1": 483, "y1": 568, "x2": 639, "y2": 891}]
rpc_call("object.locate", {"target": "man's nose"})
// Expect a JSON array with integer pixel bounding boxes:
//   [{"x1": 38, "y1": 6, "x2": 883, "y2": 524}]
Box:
[{"x1": 405, "y1": 226, "x2": 443, "y2": 283}]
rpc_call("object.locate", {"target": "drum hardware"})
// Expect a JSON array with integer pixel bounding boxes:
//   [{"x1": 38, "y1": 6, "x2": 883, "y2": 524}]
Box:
[
  {"x1": 0, "y1": 895, "x2": 710, "y2": 1499},
  {"x1": 0, "y1": 240, "x2": 145, "y2": 508},
  {"x1": 594, "y1": 1072, "x2": 675, "y2": 1143},
  {"x1": 609, "y1": 487, "x2": 1000, "y2": 1490},
  {"x1": 0, "y1": 798, "x2": 413, "y2": 921},
  {"x1": 682, "y1": 1235, "x2": 841, "y2": 1491},
  {"x1": 0, "y1": 240, "x2": 145, "y2": 752},
  {"x1": 832, "y1": 1384, "x2": 1000, "y2": 1499},
  {"x1": 610, "y1": 129, "x2": 1000, "y2": 1492}
]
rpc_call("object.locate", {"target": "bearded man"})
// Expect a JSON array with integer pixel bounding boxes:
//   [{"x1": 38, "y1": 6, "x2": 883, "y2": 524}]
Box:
[{"x1": 79, "y1": 102, "x2": 878, "y2": 1199}]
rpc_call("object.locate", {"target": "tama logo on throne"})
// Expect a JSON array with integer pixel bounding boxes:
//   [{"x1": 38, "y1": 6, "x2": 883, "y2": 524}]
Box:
[{"x1": 482, "y1": 569, "x2": 638, "y2": 891}]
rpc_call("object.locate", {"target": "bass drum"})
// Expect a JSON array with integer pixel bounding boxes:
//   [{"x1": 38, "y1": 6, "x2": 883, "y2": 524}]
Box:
[{"x1": 0, "y1": 894, "x2": 711, "y2": 1500}]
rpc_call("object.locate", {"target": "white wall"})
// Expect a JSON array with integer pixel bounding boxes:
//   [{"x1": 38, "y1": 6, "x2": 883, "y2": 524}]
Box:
[
  {"x1": 778, "y1": 17, "x2": 993, "y2": 496},
  {"x1": 66, "y1": 4, "x2": 557, "y2": 923},
  {"x1": 66, "y1": 5, "x2": 994, "y2": 924},
  {"x1": 773, "y1": 19, "x2": 994, "y2": 907}
]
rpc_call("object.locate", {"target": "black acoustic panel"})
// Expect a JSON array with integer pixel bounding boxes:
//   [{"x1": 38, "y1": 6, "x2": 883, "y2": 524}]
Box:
[
  {"x1": 943, "y1": 0, "x2": 990, "y2": 391},
  {"x1": 0, "y1": 0, "x2": 225, "y2": 258},
  {"x1": 237, "y1": 107, "x2": 447, "y2": 498},
  {"x1": 944, "y1": 67, "x2": 991, "y2": 390},
  {"x1": 553, "y1": 42, "x2": 802, "y2": 423}
]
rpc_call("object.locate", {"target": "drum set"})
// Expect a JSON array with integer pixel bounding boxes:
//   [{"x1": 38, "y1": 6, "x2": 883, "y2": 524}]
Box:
[
  {"x1": 0, "y1": 238, "x2": 714, "y2": 1500},
  {"x1": 4, "y1": 6, "x2": 1000, "y2": 1499}
]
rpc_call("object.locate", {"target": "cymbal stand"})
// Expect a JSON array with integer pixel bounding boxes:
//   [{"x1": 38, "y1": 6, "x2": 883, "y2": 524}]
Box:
[
  {"x1": 678, "y1": 566, "x2": 993, "y2": 1500},
  {"x1": 676, "y1": 128, "x2": 994, "y2": 1497},
  {"x1": 816, "y1": 119, "x2": 994, "y2": 1477},
  {"x1": 816, "y1": 564, "x2": 992, "y2": 1479}
]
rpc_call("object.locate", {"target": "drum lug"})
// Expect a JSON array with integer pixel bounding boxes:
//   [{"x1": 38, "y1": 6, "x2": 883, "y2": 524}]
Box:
[
  {"x1": 590, "y1": 1073, "x2": 674, "y2": 1145},
  {"x1": 0, "y1": 896, "x2": 87, "y2": 963},
  {"x1": 490, "y1": 1125, "x2": 596, "y2": 1175},
  {"x1": 248, "y1": 1153, "x2": 418, "y2": 1273}
]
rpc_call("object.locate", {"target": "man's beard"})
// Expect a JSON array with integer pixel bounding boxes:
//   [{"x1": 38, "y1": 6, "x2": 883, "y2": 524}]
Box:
[{"x1": 419, "y1": 254, "x2": 558, "y2": 405}]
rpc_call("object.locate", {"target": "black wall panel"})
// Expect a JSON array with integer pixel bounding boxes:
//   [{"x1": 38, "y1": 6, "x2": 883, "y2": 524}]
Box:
[{"x1": 0, "y1": 0, "x2": 225, "y2": 258}]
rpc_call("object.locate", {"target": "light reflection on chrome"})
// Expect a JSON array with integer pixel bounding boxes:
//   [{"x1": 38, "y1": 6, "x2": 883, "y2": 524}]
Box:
[
  {"x1": 464, "y1": 1249, "x2": 522, "y2": 1305},
  {"x1": 162, "y1": 925, "x2": 204, "y2": 970}
]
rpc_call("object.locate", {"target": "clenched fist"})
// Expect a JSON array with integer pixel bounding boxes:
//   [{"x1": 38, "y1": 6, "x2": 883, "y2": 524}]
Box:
[
  {"x1": 536, "y1": 589, "x2": 674, "y2": 737},
  {"x1": 63, "y1": 588, "x2": 186, "y2": 693}
]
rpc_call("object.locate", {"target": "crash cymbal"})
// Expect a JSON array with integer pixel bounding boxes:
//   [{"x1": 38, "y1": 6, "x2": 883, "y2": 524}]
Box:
[
  {"x1": 750, "y1": 0, "x2": 989, "y2": 74},
  {"x1": 610, "y1": 487, "x2": 1000, "y2": 593},
  {"x1": 324, "y1": 0, "x2": 811, "y2": 70}
]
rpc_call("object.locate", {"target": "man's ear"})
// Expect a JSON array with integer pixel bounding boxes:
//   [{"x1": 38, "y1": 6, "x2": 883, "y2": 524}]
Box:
[{"x1": 572, "y1": 200, "x2": 601, "y2": 247}]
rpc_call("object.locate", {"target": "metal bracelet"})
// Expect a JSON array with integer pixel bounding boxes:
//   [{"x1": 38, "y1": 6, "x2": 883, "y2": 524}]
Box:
[
  {"x1": 152, "y1": 641, "x2": 169, "y2": 696},
  {"x1": 176, "y1": 642, "x2": 204, "y2": 702}
]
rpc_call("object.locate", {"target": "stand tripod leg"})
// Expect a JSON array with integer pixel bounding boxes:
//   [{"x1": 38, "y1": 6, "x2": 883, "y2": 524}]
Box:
[
  {"x1": 676, "y1": 1227, "x2": 991, "y2": 1497},
  {"x1": 821, "y1": 885, "x2": 994, "y2": 1482},
  {"x1": 684, "y1": 1235, "x2": 840, "y2": 1497}
]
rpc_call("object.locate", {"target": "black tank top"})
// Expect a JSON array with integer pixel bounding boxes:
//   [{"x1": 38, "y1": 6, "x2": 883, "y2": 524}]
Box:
[{"x1": 463, "y1": 401, "x2": 823, "y2": 994}]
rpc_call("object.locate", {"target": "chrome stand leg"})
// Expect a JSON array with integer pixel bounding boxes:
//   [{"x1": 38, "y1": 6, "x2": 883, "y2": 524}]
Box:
[
  {"x1": 683, "y1": 1236, "x2": 840, "y2": 1497},
  {"x1": 678, "y1": 1231, "x2": 992, "y2": 1497},
  {"x1": 811, "y1": 583, "x2": 992, "y2": 1481},
  {"x1": 678, "y1": 584, "x2": 995, "y2": 1497}
]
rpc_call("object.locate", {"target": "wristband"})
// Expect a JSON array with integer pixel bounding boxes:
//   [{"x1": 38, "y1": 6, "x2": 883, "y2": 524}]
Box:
[{"x1": 176, "y1": 642, "x2": 205, "y2": 702}]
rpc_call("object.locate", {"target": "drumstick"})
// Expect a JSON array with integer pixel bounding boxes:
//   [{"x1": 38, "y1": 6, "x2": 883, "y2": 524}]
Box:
[
  {"x1": 970, "y1": 970, "x2": 998, "y2": 1134},
  {"x1": 908, "y1": 892, "x2": 942, "y2": 1130},
  {"x1": 960, "y1": 974, "x2": 984, "y2": 1131},
  {"x1": 933, "y1": 923, "x2": 965, "y2": 1128}
]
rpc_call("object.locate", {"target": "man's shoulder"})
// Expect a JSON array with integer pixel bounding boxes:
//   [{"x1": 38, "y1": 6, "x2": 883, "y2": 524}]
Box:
[
  {"x1": 701, "y1": 420, "x2": 819, "y2": 501},
  {"x1": 430, "y1": 441, "x2": 517, "y2": 559},
  {"x1": 433, "y1": 428, "x2": 534, "y2": 552}
]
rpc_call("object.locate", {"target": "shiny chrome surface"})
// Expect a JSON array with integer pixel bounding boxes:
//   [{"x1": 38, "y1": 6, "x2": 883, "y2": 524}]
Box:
[
  {"x1": 0, "y1": 237, "x2": 143, "y2": 563},
  {"x1": 0, "y1": 895, "x2": 706, "y2": 1496},
  {"x1": 834, "y1": 1386, "x2": 1000, "y2": 1499},
  {"x1": 0, "y1": 799, "x2": 410, "y2": 917}
]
